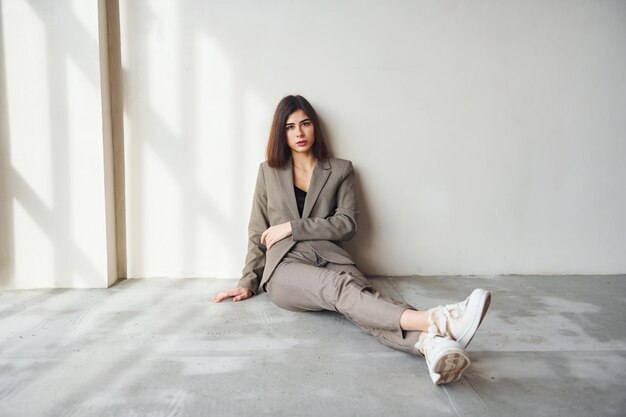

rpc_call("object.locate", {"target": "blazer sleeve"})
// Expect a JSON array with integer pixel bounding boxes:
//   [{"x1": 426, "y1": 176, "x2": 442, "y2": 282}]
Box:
[
  {"x1": 290, "y1": 160, "x2": 359, "y2": 242},
  {"x1": 237, "y1": 164, "x2": 269, "y2": 294}
]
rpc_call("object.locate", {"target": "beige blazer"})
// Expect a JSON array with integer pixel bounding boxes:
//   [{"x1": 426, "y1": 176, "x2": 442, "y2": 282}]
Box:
[{"x1": 237, "y1": 156, "x2": 359, "y2": 294}]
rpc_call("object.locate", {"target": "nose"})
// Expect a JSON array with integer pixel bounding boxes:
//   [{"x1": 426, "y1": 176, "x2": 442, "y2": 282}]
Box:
[{"x1": 296, "y1": 125, "x2": 304, "y2": 137}]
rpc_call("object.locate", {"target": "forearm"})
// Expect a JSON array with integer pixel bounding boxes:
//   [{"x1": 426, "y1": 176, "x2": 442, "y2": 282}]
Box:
[
  {"x1": 237, "y1": 163, "x2": 269, "y2": 294},
  {"x1": 238, "y1": 236, "x2": 266, "y2": 294},
  {"x1": 290, "y1": 212, "x2": 357, "y2": 241}
]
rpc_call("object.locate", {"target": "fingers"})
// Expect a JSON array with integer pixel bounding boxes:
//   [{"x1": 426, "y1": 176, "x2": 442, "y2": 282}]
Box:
[
  {"x1": 262, "y1": 227, "x2": 276, "y2": 250},
  {"x1": 212, "y1": 289, "x2": 241, "y2": 303},
  {"x1": 213, "y1": 288, "x2": 253, "y2": 303},
  {"x1": 262, "y1": 223, "x2": 291, "y2": 251},
  {"x1": 232, "y1": 294, "x2": 246, "y2": 302},
  {"x1": 233, "y1": 289, "x2": 253, "y2": 302},
  {"x1": 266, "y1": 233, "x2": 283, "y2": 250},
  {"x1": 263, "y1": 230, "x2": 273, "y2": 250},
  {"x1": 212, "y1": 292, "x2": 228, "y2": 303}
]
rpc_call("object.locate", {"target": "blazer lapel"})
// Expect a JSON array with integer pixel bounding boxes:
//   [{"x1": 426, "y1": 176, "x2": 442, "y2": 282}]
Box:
[
  {"x1": 302, "y1": 157, "x2": 331, "y2": 219},
  {"x1": 275, "y1": 156, "x2": 300, "y2": 219}
]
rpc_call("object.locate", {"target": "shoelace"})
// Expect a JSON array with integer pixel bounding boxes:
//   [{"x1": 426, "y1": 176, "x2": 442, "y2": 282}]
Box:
[
  {"x1": 428, "y1": 301, "x2": 466, "y2": 337},
  {"x1": 416, "y1": 333, "x2": 436, "y2": 356}
]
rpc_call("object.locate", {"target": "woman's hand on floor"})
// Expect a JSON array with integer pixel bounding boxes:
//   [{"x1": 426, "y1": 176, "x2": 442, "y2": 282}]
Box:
[
  {"x1": 212, "y1": 287, "x2": 253, "y2": 303},
  {"x1": 261, "y1": 221, "x2": 292, "y2": 250}
]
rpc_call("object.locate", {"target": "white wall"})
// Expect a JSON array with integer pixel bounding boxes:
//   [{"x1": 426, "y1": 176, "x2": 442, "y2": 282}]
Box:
[
  {"x1": 0, "y1": 0, "x2": 115, "y2": 289},
  {"x1": 122, "y1": 0, "x2": 624, "y2": 278}
]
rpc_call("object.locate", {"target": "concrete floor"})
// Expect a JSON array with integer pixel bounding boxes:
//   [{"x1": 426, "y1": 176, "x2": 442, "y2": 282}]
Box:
[{"x1": 1, "y1": 275, "x2": 625, "y2": 417}]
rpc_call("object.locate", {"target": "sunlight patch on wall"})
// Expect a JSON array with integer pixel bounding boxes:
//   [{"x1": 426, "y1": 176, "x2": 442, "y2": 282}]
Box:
[
  {"x1": 4, "y1": 0, "x2": 53, "y2": 210},
  {"x1": 145, "y1": 0, "x2": 181, "y2": 137}
]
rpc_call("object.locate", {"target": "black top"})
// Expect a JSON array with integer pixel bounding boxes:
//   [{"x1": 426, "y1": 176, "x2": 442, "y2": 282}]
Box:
[{"x1": 294, "y1": 185, "x2": 307, "y2": 218}]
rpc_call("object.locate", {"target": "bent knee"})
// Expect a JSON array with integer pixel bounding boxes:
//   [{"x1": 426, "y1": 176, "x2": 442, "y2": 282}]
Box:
[
  {"x1": 267, "y1": 281, "x2": 321, "y2": 312},
  {"x1": 331, "y1": 273, "x2": 370, "y2": 309},
  {"x1": 335, "y1": 270, "x2": 370, "y2": 291}
]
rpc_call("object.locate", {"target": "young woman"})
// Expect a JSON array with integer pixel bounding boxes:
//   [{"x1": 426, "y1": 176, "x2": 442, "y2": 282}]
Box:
[{"x1": 213, "y1": 95, "x2": 492, "y2": 385}]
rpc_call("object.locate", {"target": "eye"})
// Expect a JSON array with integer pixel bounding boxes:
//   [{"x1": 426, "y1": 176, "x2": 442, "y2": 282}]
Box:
[
  {"x1": 302, "y1": 121, "x2": 311, "y2": 127},
  {"x1": 285, "y1": 125, "x2": 294, "y2": 130}
]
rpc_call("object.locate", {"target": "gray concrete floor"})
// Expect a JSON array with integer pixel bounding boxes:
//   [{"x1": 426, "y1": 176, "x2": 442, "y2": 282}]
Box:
[{"x1": 1, "y1": 275, "x2": 625, "y2": 417}]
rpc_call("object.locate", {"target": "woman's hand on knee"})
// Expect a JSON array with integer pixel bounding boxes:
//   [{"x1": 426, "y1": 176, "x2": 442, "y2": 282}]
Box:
[{"x1": 213, "y1": 287, "x2": 253, "y2": 303}]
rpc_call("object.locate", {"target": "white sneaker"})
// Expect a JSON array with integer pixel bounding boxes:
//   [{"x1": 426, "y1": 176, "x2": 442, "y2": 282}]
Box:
[
  {"x1": 427, "y1": 288, "x2": 492, "y2": 348},
  {"x1": 416, "y1": 333, "x2": 470, "y2": 385}
]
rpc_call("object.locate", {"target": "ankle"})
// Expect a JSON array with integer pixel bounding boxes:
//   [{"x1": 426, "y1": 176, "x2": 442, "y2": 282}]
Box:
[{"x1": 400, "y1": 309, "x2": 432, "y2": 332}]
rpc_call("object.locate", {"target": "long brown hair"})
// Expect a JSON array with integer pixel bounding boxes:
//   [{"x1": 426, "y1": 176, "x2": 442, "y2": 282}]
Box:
[{"x1": 266, "y1": 95, "x2": 329, "y2": 168}]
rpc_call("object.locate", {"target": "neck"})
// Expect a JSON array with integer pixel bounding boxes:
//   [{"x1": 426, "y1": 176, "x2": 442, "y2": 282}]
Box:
[{"x1": 291, "y1": 151, "x2": 316, "y2": 171}]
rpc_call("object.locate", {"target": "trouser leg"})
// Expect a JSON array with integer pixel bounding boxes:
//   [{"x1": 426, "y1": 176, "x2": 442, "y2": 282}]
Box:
[
  {"x1": 267, "y1": 261, "x2": 423, "y2": 356},
  {"x1": 323, "y1": 263, "x2": 423, "y2": 356}
]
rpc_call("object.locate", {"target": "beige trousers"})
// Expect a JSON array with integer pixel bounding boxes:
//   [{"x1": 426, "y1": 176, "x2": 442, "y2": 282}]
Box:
[{"x1": 265, "y1": 242, "x2": 423, "y2": 356}]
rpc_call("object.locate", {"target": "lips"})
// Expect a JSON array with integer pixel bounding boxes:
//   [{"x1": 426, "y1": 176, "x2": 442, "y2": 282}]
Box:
[{"x1": 296, "y1": 140, "x2": 307, "y2": 146}]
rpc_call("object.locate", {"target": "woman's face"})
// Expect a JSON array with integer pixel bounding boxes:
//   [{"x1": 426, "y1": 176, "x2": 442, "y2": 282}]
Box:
[{"x1": 285, "y1": 109, "x2": 315, "y2": 155}]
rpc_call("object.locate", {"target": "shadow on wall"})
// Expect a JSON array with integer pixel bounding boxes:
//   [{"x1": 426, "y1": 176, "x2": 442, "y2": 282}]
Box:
[
  {"x1": 122, "y1": 0, "x2": 250, "y2": 278},
  {"x1": 0, "y1": 0, "x2": 382, "y2": 288},
  {"x1": 318, "y1": 119, "x2": 375, "y2": 272},
  {"x1": 121, "y1": 1, "x2": 382, "y2": 279},
  {"x1": 0, "y1": 0, "x2": 104, "y2": 288},
  {"x1": 0, "y1": 4, "x2": 14, "y2": 287},
  {"x1": 0, "y1": 0, "x2": 260, "y2": 287},
  {"x1": 343, "y1": 165, "x2": 375, "y2": 273}
]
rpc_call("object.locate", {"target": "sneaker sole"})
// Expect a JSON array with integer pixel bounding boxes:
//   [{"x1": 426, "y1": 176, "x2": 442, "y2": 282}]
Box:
[
  {"x1": 430, "y1": 348, "x2": 471, "y2": 385},
  {"x1": 457, "y1": 289, "x2": 492, "y2": 349}
]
